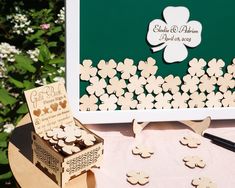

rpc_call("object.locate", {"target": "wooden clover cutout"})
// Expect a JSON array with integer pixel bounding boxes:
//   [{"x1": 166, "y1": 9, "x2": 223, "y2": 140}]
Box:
[
  {"x1": 132, "y1": 145, "x2": 154, "y2": 158},
  {"x1": 58, "y1": 140, "x2": 80, "y2": 155},
  {"x1": 79, "y1": 59, "x2": 97, "y2": 81},
  {"x1": 180, "y1": 135, "x2": 201, "y2": 148},
  {"x1": 183, "y1": 156, "x2": 206, "y2": 169},
  {"x1": 147, "y1": 6, "x2": 202, "y2": 63},
  {"x1": 192, "y1": 177, "x2": 217, "y2": 188},
  {"x1": 97, "y1": 59, "x2": 117, "y2": 79},
  {"x1": 117, "y1": 58, "x2": 137, "y2": 79},
  {"x1": 126, "y1": 171, "x2": 149, "y2": 185},
  {"x1": 79, "y1": 130, "x2": 96, "y2": 146},
  {"x1": 58, "y1": 125, "x2": 82, "y2": 143},
  {"x1": 138, "y1": 57, "x2": 158, "y2": 78}
]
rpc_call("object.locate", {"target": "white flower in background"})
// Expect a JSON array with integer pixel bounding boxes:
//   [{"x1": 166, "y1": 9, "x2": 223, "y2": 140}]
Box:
[
  {"x1": 98, "y1": 59, "x2": 117, "y2": 78},
  {"x1": 155, "y1": 93, "x2": 172, "y2": 109},
  {"x1": 227, "y1": 59, "x2": 235, "y2": 78},
  {"x1": 80, "y1": 60, "x2": 97, "y2": 81},
  {"x1": 0, "y1": 42, "x2": 21, "y2": 62},
  {"x1": 99, "y1": 94, "x2": 118, "y2": 111},
  {"x1": 172, "y1": 93, "x2": 189, "y2": 108},
  {"x1": 106, "y1": 77, "x2": 127, "y2": 97},
  {"x1": 199, "y1": 75, "x2": 217, "y2": 93},
  {"x1": 8, "y1": 13, "x2": 34, "y2": 35},
  {"x1": 55, "y1": 7, "x2": 65, "y2": 24},
  {"x1": 137, "y1": 93, "x2": 154, "y2": 110},
  {"x1": 117, "y1": 92, "x2": 137, "y2": 110},
  {"x1": 188, "y1": 58, "x2": 206, "y2": 77},
  {"x1": 162, "y1": 75, "x2": 181, "y2": 94},
  {"x1": 217, "y1": 73, "x2": 235, "y2": 93},
  {"x1": 181, "y1": 75, "x2": 199, "y2": 93},
  {"x1": 57, "y1": 66, "x2": 65, "y2": 74},
  {"x1": 117, "y1": 58, "x2": 137, "y2": 79},
  {"x1": 145, "y1": 76, "x2": 164, "y2": 94},
  {"x1": 0, "y1": 60, "x2": 7, "y2": 78},
  {"x1": 35, "y1": 78, "x2": 47, "y2": 85},
  {"x1": 206, "y1": 92, "x2": 223, "y2": 108},
  {"x1": 53, "y1": 76, "x2": 65, "y2": 83},
  {"x1": 147, "y1": 6, "x2": 202, "y2": 63},
  {"x1": 188, "y1": 92, "x2": 206, "y2": 108},
  {"x1": 27, "y1": 48, "x2": 40, "y2": 62},
  {"x1": 127, "y1": 75, "x2": 146, "y2": 95},
  {"x1": 138, "y1": 57, "x2": 158, "y2": 78},
  {"x1": 3, "y1": 123, "x2": 15, "y2": 134},
  {"x1": 222, "y1": 91, "x2": 235, "y2": 107},
  {"x1": 79, "y1": 95, "x2": 98, "y2": 111},
  {"x1": 86, "y1": 76, "x2": 107, "y2": 96},
  {"x1": 207, "y1": 59, "x2": 225, "y2": 77}
]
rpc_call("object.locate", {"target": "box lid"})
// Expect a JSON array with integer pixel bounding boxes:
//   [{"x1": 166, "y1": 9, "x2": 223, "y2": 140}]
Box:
[{"x1": 24, "y1": 82, "x2": 75, "y2": 136}]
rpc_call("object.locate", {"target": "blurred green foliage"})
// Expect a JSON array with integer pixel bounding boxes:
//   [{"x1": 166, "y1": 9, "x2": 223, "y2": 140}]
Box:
[{"x1": 0, "y1": 0, "x2": 65, "y2": 186}]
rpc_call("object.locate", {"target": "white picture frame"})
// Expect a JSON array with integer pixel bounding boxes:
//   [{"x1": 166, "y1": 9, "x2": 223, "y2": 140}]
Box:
[{"x1": 66, "y1": 0, "x2": 235, "y2": 124}]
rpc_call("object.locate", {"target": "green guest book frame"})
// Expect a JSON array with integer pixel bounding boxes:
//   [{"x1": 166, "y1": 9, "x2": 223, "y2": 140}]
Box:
[{"x1": 66, "y1": 0, "x2": 235, "y2": 124}]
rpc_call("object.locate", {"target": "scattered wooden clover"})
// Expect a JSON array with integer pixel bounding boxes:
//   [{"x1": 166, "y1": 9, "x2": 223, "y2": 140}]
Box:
[
  {"x1": 126, "y1": 171, "x2": 149, "y2": 185},
  {"x1": 192, "y1": 177, "x2": 217, "y2": 188},
  {"x1": 180, "y1": 135, "x2": 201, "y2": 148},
  {"x1": 132, "y1": 145, "x2": 154, "y2": 158},
  {"x1": 183, "y1": 156, "x2": 206, "y2": 169}
]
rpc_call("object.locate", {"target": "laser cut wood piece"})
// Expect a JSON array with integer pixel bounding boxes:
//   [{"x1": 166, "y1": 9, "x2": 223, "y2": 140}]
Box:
[
  {"x1": 97, "y1": 59, "x2": 117, "y2": 79},
  {"x1": 183, "y1": 156, "x2": 206, "y2": 169},
  {"x1": 126, "y1": 171, "x2": 149, "y2": 185},
  {"x1": 132, "y1": 145, "x2": 154, "y2": 158},
  {"x1": 79, "y1": 59, "x2": 97, "y2": 81},
  {"x1": 138, "y1": 57, "x2": 158, "y2": 78},
  {"x1": 192, "y1": 177, "x2": 217, "y2": 188},
  {"x1": 180, "y1": 135, "x2": 201, "y2": 148},
  {"x1": 133, "y1": 117, "x2": 211, "y2": 137}
]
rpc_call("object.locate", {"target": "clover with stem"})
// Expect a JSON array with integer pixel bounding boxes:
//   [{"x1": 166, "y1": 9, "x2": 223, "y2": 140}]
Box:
[{"x1": 147, "y1": 6, "x2": 202, "y2": 63}]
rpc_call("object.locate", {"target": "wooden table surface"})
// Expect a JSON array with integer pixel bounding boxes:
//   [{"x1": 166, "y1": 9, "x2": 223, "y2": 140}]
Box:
[{"x1": 8, "y1": 114, "x2": 96, "y2": 188}]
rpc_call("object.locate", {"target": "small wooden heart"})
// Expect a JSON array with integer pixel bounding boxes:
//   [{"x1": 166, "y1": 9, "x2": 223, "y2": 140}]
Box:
[
  {"x1": 50, "y1": 103, "x2": 58, "y2": 111},
  {"x1": 59, "y1": 100, "x2": 67, "y2": 109},
  {"x1": 33, "y1": 109, "x2": 41, "y2": 117}
]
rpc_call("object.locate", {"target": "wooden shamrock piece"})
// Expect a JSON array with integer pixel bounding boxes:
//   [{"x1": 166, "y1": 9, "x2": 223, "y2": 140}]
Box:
[
  {"x1": 132, "y1": 145, "x2": 154, "y2": 158},
  {"x1": 192, "y1": 177, "x2": 217, "y2": 188},
  {"x1": 126, "y1": 171, "x2": 149, "y2": 185},
  {"x1": 183, "y1": 156, "x2": 206, "y2": 169},
  {"x1": 58, "y1": 125, "x2": 82, "y2": 143},
  {"x1": 180, "y1": 135, "x2": 201, "y2": 148},
  {"x1": 79, "y1": 130, "x2": 96, "y2": 146},
  {"x1": 58, "y1": 140, "x2": 80, "y2": 155}
]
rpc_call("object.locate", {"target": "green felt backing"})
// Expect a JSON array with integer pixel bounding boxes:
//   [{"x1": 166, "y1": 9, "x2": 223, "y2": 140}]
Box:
[{"x1": 80, "y1": 0, "x2": 235, "y2": 96}]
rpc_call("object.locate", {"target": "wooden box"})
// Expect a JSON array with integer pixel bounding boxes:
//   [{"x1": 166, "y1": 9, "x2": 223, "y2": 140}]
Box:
[
  {"x1": 24, "y1": 82, "x2": 104, "y2": 187},
  {"x1": 31, "y1": 118, "x2": 103, "y2": 187}
]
